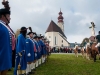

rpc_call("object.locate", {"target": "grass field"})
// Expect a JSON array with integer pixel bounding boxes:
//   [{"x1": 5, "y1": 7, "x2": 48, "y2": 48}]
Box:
[{"x1": 8, "y1": 53, "x2": 100, "y2": 75}]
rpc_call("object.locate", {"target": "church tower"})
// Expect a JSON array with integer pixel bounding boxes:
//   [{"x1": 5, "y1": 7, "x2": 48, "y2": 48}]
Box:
[
  {"x1": 45, "y1": 9, "x2": 70, "y2": 48},
  {"x1": 57, "y1": 9, "x2": 64, "y2": 32}
]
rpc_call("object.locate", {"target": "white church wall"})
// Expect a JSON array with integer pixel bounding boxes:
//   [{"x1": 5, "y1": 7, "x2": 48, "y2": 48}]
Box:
[
  {"x1": 53, "y1": 32, "x2": 58, "y2": 47},
  {"x1": 58, "y1": 33, "x2": 69, "y2": 47},
  {"x1": 45, "y1": 32, "x2": 54, "y2": 47},
  {"x1": 45, "y1": 32, "x2": 69, "y2": 48}
]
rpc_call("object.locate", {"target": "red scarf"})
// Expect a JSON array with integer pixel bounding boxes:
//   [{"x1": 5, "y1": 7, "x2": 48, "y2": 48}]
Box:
[
  {"x1": 7, "y1": 25, "x2": 15, "y2": 50},
  {"x1": 34, "y1": 44, "x2": 37, "y2": 52}
]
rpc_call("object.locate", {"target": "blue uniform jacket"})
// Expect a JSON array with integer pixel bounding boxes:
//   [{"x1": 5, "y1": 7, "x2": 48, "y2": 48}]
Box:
[
  {"x1": 14, "y1": 34, "x2": 27, "y2": 75},
  {"x1": 0, "y1": 22, "x2": 12, "y2": 71},
  {"x1": 26, "y1": 38, "x2": 34, "y2": 62},
  {"x1": 39, "y1": 40, "x2": 45, "y2": 55}
]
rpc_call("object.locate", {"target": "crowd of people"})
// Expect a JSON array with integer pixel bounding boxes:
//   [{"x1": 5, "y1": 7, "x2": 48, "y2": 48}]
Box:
[
  {"x1": 13, "y1": 27, "x2": 50, "y2": 75},
  {"x1": 0, "y1": 0, "x2": 50, "y2": 75},
  {"x1": 51, "y1": 47, "x2": 74, "y2": 53},
  {"x1": 51, "y1": 47, "x2": 83, "y2": 53}
]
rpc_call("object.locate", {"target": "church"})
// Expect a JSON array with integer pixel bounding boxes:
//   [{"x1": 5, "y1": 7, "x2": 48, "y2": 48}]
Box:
[{"x1": 45, "y1": 10, "x2": 70, "y2": 48}]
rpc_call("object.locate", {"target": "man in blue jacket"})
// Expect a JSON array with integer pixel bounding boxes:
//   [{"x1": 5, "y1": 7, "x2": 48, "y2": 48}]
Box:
[
  {"x1": 38, "y1": 35, "x2": 46, "y2": 64},
  {"x1": 26, "y1": 31, "x2": 35, "y2": 75},
  {"x1": 14, "y1": 27, "x2": 27, "y2": 75},
  {"x1": 95, "y1": 31, "x2": 100, "y2": 53},
  {"x1": 33, "y1": 35, "x2": 40, "y2": 68},
  {"x1": 0, "y1": 0, "x2": 14, "y2": 75}
]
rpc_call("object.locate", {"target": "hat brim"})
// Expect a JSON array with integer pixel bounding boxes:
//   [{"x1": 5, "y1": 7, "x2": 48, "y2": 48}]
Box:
[
  {"x1": 27, "y1": 32, "x2": 36, "y2": 35},
  {"x1": 34, "y1": 36, "x2": 38, "y2": 38}
]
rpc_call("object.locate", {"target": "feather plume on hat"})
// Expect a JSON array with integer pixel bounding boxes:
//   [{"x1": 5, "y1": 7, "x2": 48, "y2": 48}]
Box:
[
  {"x1": 0, "y1": 0, "x2": 10, "y2": 15},
  {"x1": 2, "y1": 0, "x2": 10, "y2": 10},
  {"x1": 28, "y1": 27, "x2": 32, "y2": 32}
]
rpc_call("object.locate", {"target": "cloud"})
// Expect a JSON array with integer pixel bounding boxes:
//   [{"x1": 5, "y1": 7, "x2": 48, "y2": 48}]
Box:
[
  {"x1": 67, "y1": 35, "x2": 89, "y2": 43},
  {"x1": 0, "y1": 0, "x2": 100, "y2": 43}
]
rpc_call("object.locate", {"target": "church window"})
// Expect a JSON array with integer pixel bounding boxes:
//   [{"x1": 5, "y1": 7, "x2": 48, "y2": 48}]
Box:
[
  {"x1": 55, "y1": 36, "x2": 56, "y2": 45},
  {"x1": 62, "y1": 40, "x2": 63, "y2": 43}
]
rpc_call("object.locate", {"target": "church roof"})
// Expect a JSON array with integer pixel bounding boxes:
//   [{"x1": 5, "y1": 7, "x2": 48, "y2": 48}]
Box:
[{"x1": 45, "y1": 20, "x2": 66, "y2": 38}]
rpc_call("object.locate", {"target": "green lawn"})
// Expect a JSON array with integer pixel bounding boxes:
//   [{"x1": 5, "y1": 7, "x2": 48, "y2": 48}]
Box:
[{"x1": 8, "y1": 53, "x2": 100, "y2": 75}]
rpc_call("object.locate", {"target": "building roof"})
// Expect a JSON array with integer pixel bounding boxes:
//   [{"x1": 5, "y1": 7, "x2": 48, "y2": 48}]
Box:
[{"x1": 45, "y1": 20, "x2": 66, "y2": 38}]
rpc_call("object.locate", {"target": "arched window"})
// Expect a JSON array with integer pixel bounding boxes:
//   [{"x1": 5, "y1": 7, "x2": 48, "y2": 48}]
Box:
[
  {"x1": 62, "y1": 40, "x2": 63, "y2": 43},
  {"x1": 55, "y1": 36, "x2": 56, "y2": 45}
]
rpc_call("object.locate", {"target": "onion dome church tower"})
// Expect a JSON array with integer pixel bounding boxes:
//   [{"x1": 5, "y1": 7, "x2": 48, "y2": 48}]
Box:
[{"x1": 57, "y1": 9, "x2": 64, "y2": 32}]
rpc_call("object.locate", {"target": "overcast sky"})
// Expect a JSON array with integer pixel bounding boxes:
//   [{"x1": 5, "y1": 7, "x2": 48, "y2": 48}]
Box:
[{"x1": 0, "y1": 0, "x2": 100, "y2": 43}]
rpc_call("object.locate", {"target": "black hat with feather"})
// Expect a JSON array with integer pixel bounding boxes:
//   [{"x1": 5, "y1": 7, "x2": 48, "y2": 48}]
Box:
[
  {"x1": 27, "y1": 27, "x2": 36, "y2": 35},
  {"x1": 0, "y1": 0, "x2": 10, "y2": 15},
  {"x1": 0, "y1": 0, "x2": 11, "y2": 24}
]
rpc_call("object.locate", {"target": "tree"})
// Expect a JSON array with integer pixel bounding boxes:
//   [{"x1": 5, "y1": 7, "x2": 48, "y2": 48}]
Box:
[
  {"x1": 80, "y1": 37, "x2": 89, "y2": 46},
  {"x1": 15, "y1": 29, "x2": 20, "y2": 38}
]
